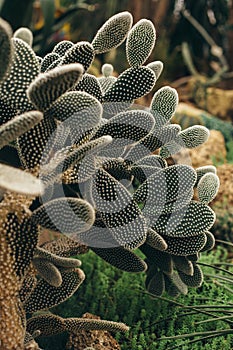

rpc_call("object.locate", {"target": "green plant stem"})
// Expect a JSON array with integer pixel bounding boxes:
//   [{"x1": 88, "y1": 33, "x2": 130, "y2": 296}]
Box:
[{"x1": 156, "y1": 328, "x2": 233, "y2": 341}]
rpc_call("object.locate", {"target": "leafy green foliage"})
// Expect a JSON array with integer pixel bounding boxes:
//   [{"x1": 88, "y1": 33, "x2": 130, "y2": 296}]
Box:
[{"x1": 37, "y1": 248, "x2": 233, "y2": 350}]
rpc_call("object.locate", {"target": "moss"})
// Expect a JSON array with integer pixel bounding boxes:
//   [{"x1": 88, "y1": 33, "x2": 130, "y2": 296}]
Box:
[{"x1": 35, "y1": 247, "x2": 233, "y2": 349}]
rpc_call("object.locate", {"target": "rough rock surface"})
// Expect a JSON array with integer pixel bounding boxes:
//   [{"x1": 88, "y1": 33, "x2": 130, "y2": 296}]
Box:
[
  {"x1": 190, "y1": 130, "x2": 227, "y2": 167},
  {"x1": 65, "y1": 313, "x2": 121, "y2": 350},
  {"x1": 212, "y1": 163, "x2": 233, "y2": 207}
]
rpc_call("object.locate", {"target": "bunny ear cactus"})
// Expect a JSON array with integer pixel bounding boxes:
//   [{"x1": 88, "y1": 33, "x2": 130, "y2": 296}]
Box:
[
  {"x1": 0, "y1": 111, "x2": 43, "y2": 149},
  {"x1": 126, "y1": 19, "x2": 156, "y2": 67},
  {"x1": 13, "y1": 27, "x2": 33, "y2": 47},
  {"x1": 0, "y1": 11, "x2": 220, "y2": 349},
  {"x1": 91, "y1": 11, "x2": 133, "y2": 54}
]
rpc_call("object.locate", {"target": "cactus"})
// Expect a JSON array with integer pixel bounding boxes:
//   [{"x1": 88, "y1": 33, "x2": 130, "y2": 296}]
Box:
[
  {"x1": 197, "y1": 173, "x2": 220, "y2": 204},
  {"x1": 0, "y1": 11, "x2": 220, "y2": 349},
  {"x1": 0, "y1": 111, "x2": 43, "y2": 149},
  {"x1": 126, "y1": 19, "x2": 156, "y2": 67},
  {"x1": 13, "y1": 27, "x2": 33, "y2": 47}
]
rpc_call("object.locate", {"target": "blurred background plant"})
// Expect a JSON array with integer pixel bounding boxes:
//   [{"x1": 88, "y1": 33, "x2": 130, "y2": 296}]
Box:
[
  {"x1": 1, "y1": 0, "x2": 232, "y2": 118},
  {"x1": 0, "y1": 0, "x2": 232, "y2": 82}
]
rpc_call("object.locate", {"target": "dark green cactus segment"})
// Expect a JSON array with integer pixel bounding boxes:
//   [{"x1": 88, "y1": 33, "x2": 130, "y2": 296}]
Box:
[
  {"x1": 24, "y1": 268, "x2": 85, "y2": 312},
  {"x1": 34, "y1": 247, "x2": 81, "y2": 268},
  {"x1": 17, "y1": 115, "x2": 57, "y2": 169},
  {"x1": 130, "y1": 164, "x2": 161, "y2": 184},
  {"x1": 195, "y1": 165, "x2": 217, "y2": 185},
  {"x1": 41, "y1": 236, "x2": 88, "y2": 257},
  {"x1": 91, "y1": 167, "x2": 130, "y2": 208},
  {"x1": 38, "y1": 122, "x2": 71, "y2": 169},
  {"x1": 27, "y1": 314, "x2": 65, "y2": 337},
  {"x1": 103, "y1": 66, "x2": 156, "y2": 102},
  {"x1": 172, "y1": 256, "x2": 194, "y2": 276},
  {"x1": 92, "y1": 169, "x2": 147, "y2": 249},
  {"x1": 46, "y1": 57, "x2": 62, "y2": 71},
  {"x1": 31, "y1": 197, "x2": 95, "y2": 235},
  {"x1": 126, "y1": 19, "x2": 156, "y2": 67},
  {"x1": 150, "y1": 86, "x2": 179, "y2": 127},
  {"x1": 24, "y1": 331, "x2": 41, "y2": 347},
  {"x1": 143, "y1": 190, "x2": 194, "y2": 216},
  {"x1": 135, "y1": 155, "x2": 167, "y2": 168},
  {"x1": 74, "y1": 73, "x2": 103, "y2": 101},
  {"x1": 41, "y1": 136, "x2": 112, "y2": 186},
  {"x1": 200, "y1": 231, "x2": 215, "y2": 252},
  {"x1": 164, "y1": 275, "x2": 181, "y2": 297},
  {"x1": 0, "y1": 38, "x2": 39, "y2": 111},
  {"x1": 152, "y1": 201, "x2": 215, "y2": 237},
  {"x1": 92, "y1": 110, "x2": 155, "y2": 148},
  {"x1": 129, "y1": 155, "x2": 166, "y2": 184},
  {"x1": 101, "y1": 158, "x2": 132, "y2": 182},
  {"x1": 4, "y1": 214, "x2": 39, "y2": 278},
  {"x1": 19, "y1": 275, "x2": 37, "y2": 303},
  {"x1": 27, "y1": 313, "x2": 129, "y2": 336},
  {"x1": 155, "y1": 124, "x2": 181, "y2": 144},
  {"x1": 146, "y1": 61, "x2": 163, "y2": 80},
  {"x1": 13, "y1": 27, "x2": 33, "y2": 47},
  {"x1": 60, "y1": 41, "x2": 94, "y2": 71},
  {"x1": 146, "y1": 228, "x2": 167, "y2": 251},
  {"x1": 40, "y1": 52, "x2": 60, "y2": 73},
  {"x1": 52, "y1": 40, "x2": 74, "y2": 56},
  {"x1": 47, "y1": 91, "x2": 102, "y2": 130},
  {"x1": 0, "y1": 18, "x2": 13, "y2": 81},
  {"x1": 65, "y1": 154, "x2": 97, "y2": 184},
  {"x1": 147, "y1": 270, "x2": 165, "y2": 296},
  {"x1": 91, "y1": 246, "x2": 147, "y2": 272},
  {"x1": 166, "y1": 273, "x2": 188, "y2": 295},
  {"x1": 0, "y1": 99, "x2": 17, "y2": 126},
  {"x1": 77, "y1": 214, "x2": 119, "y2": 248},
  {"x1": 176, "y1": 125, "x2": 210, "y2": 149},
  {"x1": 178, "y1": 264, "x2": 204, "y2": 287},
  {"x1": 163, "y1": 233, "x2": 207, "y2": 256},
  {"x1": 187, "y1": 253, "x2": 199, "y2": 262},
  {"x1": 32, "y1": 257, "x2": 63, "y2": 287},
  {"x1": 140, "y1": 244, "x2": 173, "y2": 274},
  {"x1": 197, "y1": 173, "x2": 220, "y2": 204},
  {"x1": 0, "y1": 144, "x2": 22, "y2": 168},
  {"x1": 159, "y1": 139, "x2": 182, "y2": 159},
  {"x1": 98, "y1": 76, "x2": 117, "y2": 94},
  {"x1": 64, "y1": 317, "x2": 129, "y2": 333},
  {"x1": 27, "y1": 64, "x2": 84, "y2": 111},
  {"x1": 126, "y1": 124, "x2": 181, "y2": 162},
  {"x1": 145, "y1": 264, "x2": 157, "y2": 289},
  {"x1": 41, "y1": 136, "x2": 104, "y2": 182},
  {"x1": 102, "y1": 101, "x2": 133, "y2": 120},
  {"x1": 92, "y1": 11, "x2": 133, "y2": 54},
  {"x1": 133, "y1": 164, "x2": 196, "y2": 205},
  {"x1": 36, "y1": 55, "x2": 43, "y2": 65},
  {"x1": 0, "y1": 111, "x2": 43, "y2": 149},
  {"x1": 94, "y1": 144, "x2": 126, "y2": 159},
  {"x1": 0, "y1": 163, "x2": 44, "y2": 195}
]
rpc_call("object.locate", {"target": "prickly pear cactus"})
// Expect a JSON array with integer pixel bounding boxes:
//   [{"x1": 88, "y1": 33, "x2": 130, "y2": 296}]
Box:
[{"x1": 0, "y1": 11, "x2": 220, "y2": 350}]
